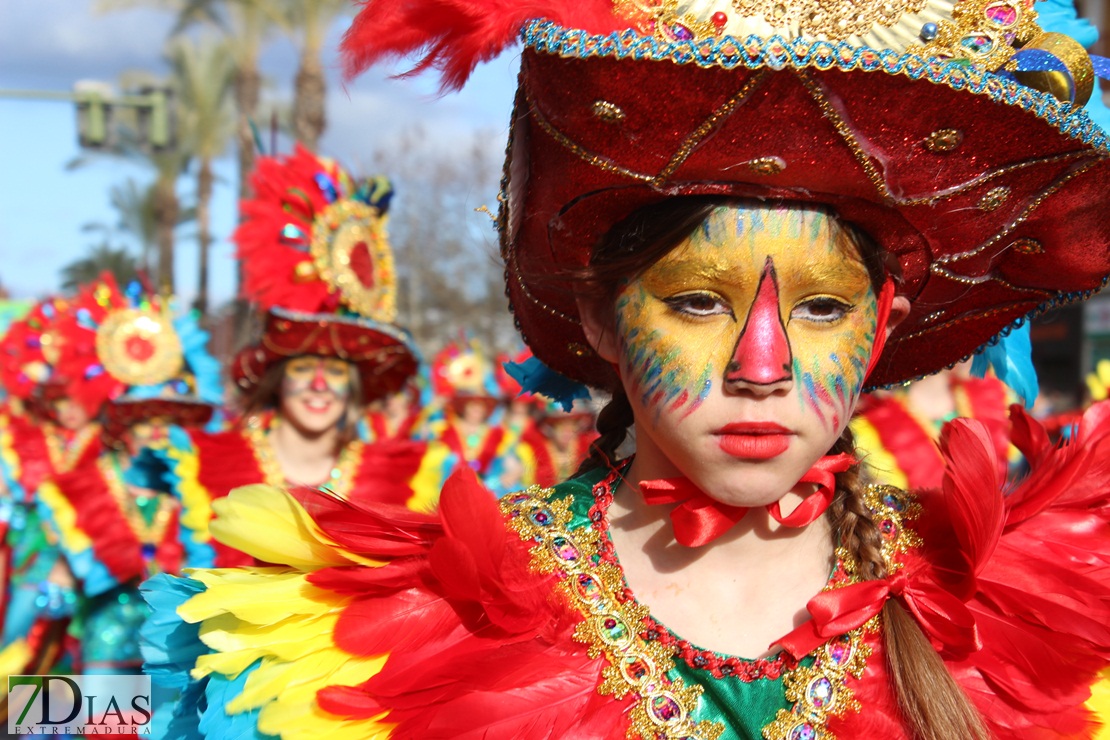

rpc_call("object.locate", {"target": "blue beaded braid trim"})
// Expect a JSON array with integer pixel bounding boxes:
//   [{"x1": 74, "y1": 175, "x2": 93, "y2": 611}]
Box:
[{"x1": 521, "y1": 21, "x2": 1109, "y2": 151}]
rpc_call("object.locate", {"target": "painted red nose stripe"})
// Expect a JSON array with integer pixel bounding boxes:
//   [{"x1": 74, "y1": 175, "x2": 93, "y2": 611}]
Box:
[
  {"x1": 726, "y1": 256, "x2": 792, "y2": 386},
  {"x1": 310, "y1": 364, "x2": 329, "y2": 391}
]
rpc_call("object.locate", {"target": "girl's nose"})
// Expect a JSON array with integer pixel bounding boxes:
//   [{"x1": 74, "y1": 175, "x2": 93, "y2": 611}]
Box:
[
  {"x1": 724, "y1": 257, "x2": 793, "y2": 392},
  {"x1": 310, "y1": 364, "x2": 329, "y2": 392}
]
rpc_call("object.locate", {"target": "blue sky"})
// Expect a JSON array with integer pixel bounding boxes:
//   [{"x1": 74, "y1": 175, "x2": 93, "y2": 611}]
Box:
[{"x1": 0, "y1": 0, "x2": 519, "y2": 306}]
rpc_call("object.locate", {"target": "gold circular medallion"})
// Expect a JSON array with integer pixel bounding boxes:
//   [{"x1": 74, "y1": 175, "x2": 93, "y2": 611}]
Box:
[
  {"x1": 310, "y1": 200, "x2": 398, "y2": 322},
  {"x1": 96, "y1": 308, "x2": 184, "y2": 386}
]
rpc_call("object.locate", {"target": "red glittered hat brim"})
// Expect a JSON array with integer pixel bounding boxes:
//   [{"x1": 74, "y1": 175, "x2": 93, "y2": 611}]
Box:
[
  {"x1": 232, "y1": 307, "x2": 420, "y2": 403},
  {"x1": 501, "y1": 24, "x2": 1110, "y2": 390},
  {"x1": 105, "y1": 396, "x2": 215, "y2": 430}
]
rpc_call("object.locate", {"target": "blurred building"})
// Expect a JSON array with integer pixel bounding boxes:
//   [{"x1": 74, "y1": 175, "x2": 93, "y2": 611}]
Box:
[{"x1": 1027, "y1": 2, "x2": 1110, "y2": 409}]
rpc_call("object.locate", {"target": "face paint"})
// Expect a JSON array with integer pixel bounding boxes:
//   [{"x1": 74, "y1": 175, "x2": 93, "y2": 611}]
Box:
[
  {"x1": 613, "y1": 203, "x2": 880, "y2": 508},
  {"x1": 126, "y1": 418, "x2": 168, "y2": 456},
  {"x1": 282, "y1": 356, "x2": 352, "y2": 400},
  {"x1": 726, "y1": 257, "x2": 793, "y2": 387},
  {"x1": 279, "y1": 356, "x2": 352, "y2": 436}
]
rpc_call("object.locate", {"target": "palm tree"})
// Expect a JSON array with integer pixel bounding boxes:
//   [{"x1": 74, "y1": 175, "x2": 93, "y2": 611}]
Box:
[
  {"x1": 68, "y1": 127, "x2": 192, "y2": 294},
  {"x1": 172, "y1": 0, "x2": 285, "y2": 200},
  {"x1": 168, "y1": 34, "x2": 236, "y2": 315},
  {"x1": 60, "y1": 243, "x2": 141, "y2": 292},
  {"x1": 84, "y1": 178, "x2": 197, "y2": 278},
  {"x1": 282, "y1": 0, "x2": 351, "y2": 149}
]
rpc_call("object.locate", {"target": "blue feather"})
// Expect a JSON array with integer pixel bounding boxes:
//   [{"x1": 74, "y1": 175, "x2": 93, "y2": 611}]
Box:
[
  {"x1": 971, "y1": 322, "x2": 1039, "y2": 408},
  {"x1": 504, "y1": 356, "x2": 590, "y2": 412}
]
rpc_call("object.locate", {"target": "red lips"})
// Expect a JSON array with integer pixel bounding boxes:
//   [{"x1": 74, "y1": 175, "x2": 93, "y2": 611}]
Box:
[{"x1": 715, "y1": 422, "x2": 793, "y2": 460}]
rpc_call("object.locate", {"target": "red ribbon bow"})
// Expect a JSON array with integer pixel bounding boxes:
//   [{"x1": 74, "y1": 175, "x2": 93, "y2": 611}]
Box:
[
  {"x1": 775, "y1": 568, "x2": 981, "y2": 660},
  {"x1": 639, "y1": 453, "x2": 856, "y2": 547}
]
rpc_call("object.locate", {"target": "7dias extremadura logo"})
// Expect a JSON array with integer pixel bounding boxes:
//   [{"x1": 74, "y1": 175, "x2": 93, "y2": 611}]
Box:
[{"x1": 7, "y1": 675, "x2": 152, "y2": 735}]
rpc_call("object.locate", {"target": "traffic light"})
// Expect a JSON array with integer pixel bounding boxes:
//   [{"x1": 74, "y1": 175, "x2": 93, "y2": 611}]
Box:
[
  {"x1": 74, "y1": 86, "x2": 113, "y2": 149},
  {"x1": 137, "y1": 86, "x2": 175, "y2": 152}
]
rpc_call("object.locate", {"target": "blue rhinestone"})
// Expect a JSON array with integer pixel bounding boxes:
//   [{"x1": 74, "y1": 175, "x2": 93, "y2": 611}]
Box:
[{"x1": 921, "y1": 22, "x2": 938, "y2": 41}]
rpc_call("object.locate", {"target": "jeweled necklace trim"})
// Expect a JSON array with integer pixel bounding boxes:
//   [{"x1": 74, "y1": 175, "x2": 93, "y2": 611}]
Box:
[
  {"x1": 590, "y1": 468, "x2": 793, "y2": 682},
  {"x1": 46, "y1": 424, "x2": 100, "y2": 476},
  {"x1": 246, "y1": 418, "x2": 362, "y2": 499},
  {"x1": 99, "y1": 453, "x2": 176, "y2": 549},
  {"x1": 502, "y1": 484, "x2": 724, "y2": 740},
  {"x1": 503, "y1": 468, "x2": 920, "y2": 740}
]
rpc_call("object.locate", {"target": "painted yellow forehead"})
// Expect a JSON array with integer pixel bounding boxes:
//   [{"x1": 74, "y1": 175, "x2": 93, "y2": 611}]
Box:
[{"x1": 645, "y1": 204, "x2": 872, "y2": 295}]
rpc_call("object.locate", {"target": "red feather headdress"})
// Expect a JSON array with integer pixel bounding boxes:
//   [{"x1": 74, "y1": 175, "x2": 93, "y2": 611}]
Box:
[
  {"x1": 429, "y1": 335, "x2": 499, "y2": 400},
  {"x1": 232, "y1": 145, "x2": 419, "y2": 403},
  {"x1": 0, "y1": 296, "x2": 70, "y2": 407}
]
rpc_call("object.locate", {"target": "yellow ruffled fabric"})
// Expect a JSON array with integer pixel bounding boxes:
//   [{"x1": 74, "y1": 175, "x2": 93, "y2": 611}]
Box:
[
  {"x1": 177, "y1": 484, "x2": 393, "y2": 738},
  {"x1": 0, "y1": 638, "x2": 32, "y2": 679},
  {"x1": 0, "y1": 414, "x2": 22, "y2": 489},
  {"x1": 407, "y1": 441, "x2": 451, "y2": 513},
  {"x1": 848, "y1": 415, "x2": 911, "y2": 490},
  {"x1": 36, "y1": 481, "x2": 91, "y2": 554},
  {"x1": 164, "y1": 441, "x2": 212, "y2": 543}
]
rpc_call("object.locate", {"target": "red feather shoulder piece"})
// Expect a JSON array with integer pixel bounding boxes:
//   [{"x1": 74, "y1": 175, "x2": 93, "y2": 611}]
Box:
[
  {"x1": 301, "y1": 468, "x2": 630, "y2": 737},
  {"x1": 924, "y1": 402, "x2": 1110, "y2": 737},
  {"x1": 341, "y1": 0, "x2": 623, "y2": 90}
]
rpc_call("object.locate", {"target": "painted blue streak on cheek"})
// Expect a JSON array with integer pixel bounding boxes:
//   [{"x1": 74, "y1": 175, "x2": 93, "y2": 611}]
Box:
[{"x1": 801, "y1": 371, "x2": 828, "y2": 424}]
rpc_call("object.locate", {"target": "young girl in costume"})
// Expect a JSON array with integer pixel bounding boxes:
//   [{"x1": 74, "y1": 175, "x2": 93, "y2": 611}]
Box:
[
  {"x1": 850, "y1": 363, "x2": 1017, "y2": 490},
  {"x1": 144, "y1": 1, "x2": 1110, "y2": 738},
  {"x1": 0, "y1": 295, "x2": 101, "y2": 676},
  {"x1": 518, "y1": 397, "x2": 597, "y2": 488},
  {"x1": 421, "y1": 337, "x2": 527, "y2": 496},
  {"x1": 30, "y1": 275, "x2": 220, "y2": 678},
  {"x1": 148, "y1": 146, "x2": 428, "y2": 569}
]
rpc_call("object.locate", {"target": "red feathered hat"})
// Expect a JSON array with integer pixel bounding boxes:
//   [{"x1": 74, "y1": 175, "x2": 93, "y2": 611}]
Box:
[
  {"x1": 0, "y1": 296, "x2": 68, "y2": 404},
  {"x1": 430, "y1": 335, "x2": 500, "y2": 401},
  {"x1": 50, "y1": 275, "x2": 216, "y2": 432},
  {"x1": 232, "y1": 145, "x2": 419, "y2": 403},
  {"x1": 342, "y1": 0, "x2": 1110, "y2": 390}
]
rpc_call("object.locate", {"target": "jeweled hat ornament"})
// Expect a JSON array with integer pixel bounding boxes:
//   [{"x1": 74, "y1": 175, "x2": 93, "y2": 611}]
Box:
[
  {"x1": 52, "y1": 275, "x2": 220, "y2": 429},
  {"x1": 430, "y1": 335, "x2": 502, "y2": 402},
  {"x1": 232, "y1": 145, "x2": 420, "y2": 403},
  {"x1": 0, "y1": 296, "x2": 70, "y2": 408},
  {"x1": 343, "y1": 0, "x2": 1110, "y2": 393}
]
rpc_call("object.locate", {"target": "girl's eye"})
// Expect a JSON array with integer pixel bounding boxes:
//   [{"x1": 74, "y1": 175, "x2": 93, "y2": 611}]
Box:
[
  {"x1": 792, "y1": 297, "x2": 853, "y2": 323},
  {"x1": 662, "y1": 292, "x2": 731, "y2": 317}
]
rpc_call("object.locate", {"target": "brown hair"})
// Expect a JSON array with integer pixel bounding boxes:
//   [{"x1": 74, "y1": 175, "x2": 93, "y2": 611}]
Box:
[
  {"x1": 577, "y1": 197, "x2": 987, "y2": 740},
  {"x1": 241, "y1": 357, "x2": 366, "y2": 449}
]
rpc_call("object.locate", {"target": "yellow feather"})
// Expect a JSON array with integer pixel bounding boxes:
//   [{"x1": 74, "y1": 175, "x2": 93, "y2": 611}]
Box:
[
  {"x1": 1087, "y1": 670, "x2": 1110, "y2": 739},
  {"x1": 170, "y1": 468, "x2": 405, "y2": 737},
  {"x1": 210, "y1": 485, "x2": 383, "y2": 569}
]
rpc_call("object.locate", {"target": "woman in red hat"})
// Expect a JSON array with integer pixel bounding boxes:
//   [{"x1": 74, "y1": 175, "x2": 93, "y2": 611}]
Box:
[
  {"x1": 148, "y1": 147, "x2": 430, "y2": 570},
  {"x1": 0, "y1": 295, "x2": 102, "y2": 676},
  {"x1": 144, "y1": 1, "x2": 1110, "y2": 738}
]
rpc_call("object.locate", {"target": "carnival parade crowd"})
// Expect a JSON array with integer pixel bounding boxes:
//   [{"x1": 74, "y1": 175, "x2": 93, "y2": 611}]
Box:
[
  {"x1": 8, "y1": 0, "x2": 1110, "y2": 738},
  {"x1": 0, "y1": 259, "x2": 600, "y2": 697}
]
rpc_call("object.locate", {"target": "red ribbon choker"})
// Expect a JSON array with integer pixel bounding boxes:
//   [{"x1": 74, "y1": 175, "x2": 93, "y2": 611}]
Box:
[{"x1": 638, "y1": 452, "x2": 856, "y2": 548}]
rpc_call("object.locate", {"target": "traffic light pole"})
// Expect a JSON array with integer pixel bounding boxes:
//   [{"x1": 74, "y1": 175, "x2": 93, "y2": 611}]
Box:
[{"x1": 0, "y1": 87, "x2": 174, "y2": 151}]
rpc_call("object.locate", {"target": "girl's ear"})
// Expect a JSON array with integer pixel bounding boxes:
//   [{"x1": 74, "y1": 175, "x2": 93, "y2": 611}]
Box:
[
  {"x1": 576, "y1": 295, "x2": 620, "y2": 364},
  {"x1": 887, "y1": 295, "x2": 912, "y2": 337}
]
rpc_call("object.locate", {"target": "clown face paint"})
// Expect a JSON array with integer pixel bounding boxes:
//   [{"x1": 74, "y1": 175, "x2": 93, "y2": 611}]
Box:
[
  {"x1": 126, "y1": 417, "x2": 169, "y2": 456},
  {"x1": 613, "y1": 203, "x2": 879, "y2": 507},
  {"x1": 279, "y1": 356, "x2": 352, "y2": 435}
]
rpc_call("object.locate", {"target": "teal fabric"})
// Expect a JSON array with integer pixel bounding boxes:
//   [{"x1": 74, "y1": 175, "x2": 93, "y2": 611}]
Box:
[{"x1": 80, "y1": 584, "x2": 149, "y2": 667}]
